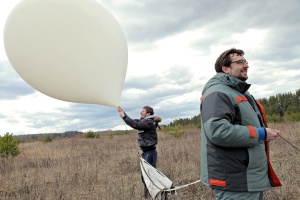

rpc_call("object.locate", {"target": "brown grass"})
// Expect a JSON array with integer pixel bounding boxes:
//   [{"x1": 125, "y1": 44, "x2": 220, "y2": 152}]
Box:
[{"x1": 0, "y1": 122, "x2": 299, "y2": 200}]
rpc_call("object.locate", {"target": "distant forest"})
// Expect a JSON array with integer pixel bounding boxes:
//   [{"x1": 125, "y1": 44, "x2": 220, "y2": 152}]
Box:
[{"x1": 168, "y1": 89, "x2": 300, "y2": 127}]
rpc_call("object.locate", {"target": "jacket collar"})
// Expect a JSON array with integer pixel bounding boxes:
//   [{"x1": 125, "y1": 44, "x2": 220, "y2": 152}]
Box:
[{"x1": 205, "y1": 73, "x2": 251, "y2": 94}]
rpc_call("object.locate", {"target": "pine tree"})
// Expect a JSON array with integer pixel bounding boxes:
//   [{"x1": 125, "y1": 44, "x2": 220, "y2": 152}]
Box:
[{"x1": 0, "y1": 132, "x2": 21, "y2": 158}]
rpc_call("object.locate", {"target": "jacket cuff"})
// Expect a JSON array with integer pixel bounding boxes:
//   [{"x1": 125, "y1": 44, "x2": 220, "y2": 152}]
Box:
[{"x1": 257, "y1": 127, "x2": 266, "y2": 140}]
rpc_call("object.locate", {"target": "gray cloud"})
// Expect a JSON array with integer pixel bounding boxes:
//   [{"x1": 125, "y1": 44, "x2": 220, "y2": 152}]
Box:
[
  {"x1": 104, "y1": 0, "x2": 236, "y2": 43},
  {"x1": 122, "y1": 66, "x2": 200, "y2": 105},
  {"x1": 23, "y1": 103, "x2": 119, "y2": 132},
  {"x1": 0, "y1": 61, "x2": 35, "y2": 99}
]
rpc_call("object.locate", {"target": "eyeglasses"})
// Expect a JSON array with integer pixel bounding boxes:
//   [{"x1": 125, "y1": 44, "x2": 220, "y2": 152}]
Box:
[{"x1": 231, "y1": 60, "x2": 248, "y2": 65}]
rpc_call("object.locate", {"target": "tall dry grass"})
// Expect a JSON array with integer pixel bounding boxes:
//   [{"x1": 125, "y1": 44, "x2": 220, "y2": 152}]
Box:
[{"x1": 0, "y1": 122, "x2": 299, "y2": 200}]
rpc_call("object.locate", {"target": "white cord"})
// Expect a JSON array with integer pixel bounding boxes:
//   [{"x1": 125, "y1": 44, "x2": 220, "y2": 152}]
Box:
[{"x1": 164, "y1": 180, "x2": 201, "y2": 192}]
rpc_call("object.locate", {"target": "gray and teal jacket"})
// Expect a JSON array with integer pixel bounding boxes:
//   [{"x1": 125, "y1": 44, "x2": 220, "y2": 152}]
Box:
[
  {"x1": 200, "y1": 73, "x2": 281, "y2": 192},
  {"x1": 122, "y1": 114, "x2": 158, "y2": 152}
]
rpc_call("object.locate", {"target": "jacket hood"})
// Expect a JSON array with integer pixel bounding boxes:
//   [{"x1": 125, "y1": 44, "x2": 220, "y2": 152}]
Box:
[
  {"x1": 153, "y1": 116, "x2": 162, "y2": 123},
  {"x1": 143, "y1": 115, "x2": 162, "y2": 123},
  {"x1": 202, "y1": 73, "x2": 251, "y2": 95}
]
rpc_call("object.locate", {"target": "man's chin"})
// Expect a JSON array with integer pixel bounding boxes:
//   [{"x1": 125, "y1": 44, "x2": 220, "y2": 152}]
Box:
[
  {"x1": 238, "y1": 74, "x2": 248, "y2": 81},
  {"x1": 241, "y1": 76, "x2": 248, "y2": 81}
]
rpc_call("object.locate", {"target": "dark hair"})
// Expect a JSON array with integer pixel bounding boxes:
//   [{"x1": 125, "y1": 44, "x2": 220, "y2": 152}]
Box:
[
  {"x1": 143, "y1": 106, "x2": 154, "y2": 115},
  {"x1": 215, "y1": 48, "x2": 244, "y2": 73}
]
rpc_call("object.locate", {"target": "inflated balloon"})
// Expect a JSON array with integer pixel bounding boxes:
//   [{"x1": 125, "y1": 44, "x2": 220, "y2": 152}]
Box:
[{"x1": 4, "y1": 0, "x2": 127, "y2": 107}]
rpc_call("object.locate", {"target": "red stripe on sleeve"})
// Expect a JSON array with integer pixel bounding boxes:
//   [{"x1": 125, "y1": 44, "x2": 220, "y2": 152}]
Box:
[{"x1": 247, "y1": 126, "x2": 256, "y2": 138}]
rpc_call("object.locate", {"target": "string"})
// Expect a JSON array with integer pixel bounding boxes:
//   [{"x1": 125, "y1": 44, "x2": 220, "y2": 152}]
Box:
[
  {"x1": 164, "y1": 180, "x2": 201, "y2": 192},
  {"x1": 278, "y1": 133, "x2": 300, "y2": 152}
]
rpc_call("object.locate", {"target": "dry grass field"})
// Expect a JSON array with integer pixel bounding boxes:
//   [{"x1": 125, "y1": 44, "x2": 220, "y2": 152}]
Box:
[{"x1": 0, "y1": 122, "x2": 299, "y2": 200}]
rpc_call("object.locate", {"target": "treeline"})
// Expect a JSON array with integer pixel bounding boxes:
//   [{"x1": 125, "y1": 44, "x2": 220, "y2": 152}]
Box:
[
  {"x1": 259, "y1": 89, "x2": 300, "y2": 122},
  {"x1": 16, "y1": 131, "x2": 83, "y2": 142},
  {"x1": 168, "y1": 114, "x2": 201, "y2": 128},
  {"x1": 15, "y1": 130, "x2": 134, "y2": 142},
  {"x1": 167, "y1": 89, "x2": 300, "y2": 127}
]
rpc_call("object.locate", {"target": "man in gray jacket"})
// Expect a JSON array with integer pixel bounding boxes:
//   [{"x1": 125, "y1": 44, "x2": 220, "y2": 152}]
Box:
[
  {"x1": 200, "y1": 48, "x2": 282, "y2": 199},
  {"x1": 118, "y1": 105, "x2": 161, "y2": 199}
]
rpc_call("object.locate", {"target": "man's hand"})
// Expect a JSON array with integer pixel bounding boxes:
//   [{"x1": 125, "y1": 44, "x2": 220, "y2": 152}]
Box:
[
  {"x1": 117, "y1": 106, "x2": 125, "y2": 118},
  {"x1": 265, "y1": 128, "x2": 280, "y2": 141}
]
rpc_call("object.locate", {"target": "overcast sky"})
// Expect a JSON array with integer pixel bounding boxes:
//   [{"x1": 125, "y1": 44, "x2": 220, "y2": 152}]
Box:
[{"x1": 1, "y1": 0, "x2": 300, "y2": 135}]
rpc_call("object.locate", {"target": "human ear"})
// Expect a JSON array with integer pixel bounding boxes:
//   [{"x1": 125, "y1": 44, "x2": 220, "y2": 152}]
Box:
[{"x1": 222, "y1": 66, "x2": 230, "y2": 74}]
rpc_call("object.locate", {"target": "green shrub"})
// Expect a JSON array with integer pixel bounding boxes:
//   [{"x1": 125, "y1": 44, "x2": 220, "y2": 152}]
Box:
[
  {"x1": 287, "y1": 113, "x2": 300, "y2": 121},
  {"x1": 0, "y1": 132, "x2": 21, "y2": 158},
  {"x1": 43, "y1": 135, "x2": 53, "y2": 143},
  {"x1": 266, "y1": 114, "x2": 283, "y2": 123},
  {"x1": 163, "y1": 126, "x2": 185, "y2": 139},
  {"x1": 85, "y1": 130, "x2": 95, "y2": 139}
]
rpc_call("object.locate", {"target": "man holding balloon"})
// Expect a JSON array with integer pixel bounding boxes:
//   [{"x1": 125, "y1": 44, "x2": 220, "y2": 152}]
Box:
[{"x1": 117, "y1": 106, "x2": 161, "y2": 199}]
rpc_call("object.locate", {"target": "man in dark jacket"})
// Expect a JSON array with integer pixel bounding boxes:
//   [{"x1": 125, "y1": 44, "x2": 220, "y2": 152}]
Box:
[
  {"x1": 200, "y1": 48, "x2": 282, "y2": 200},
  {"x1": 117, "y1": 105, "x2": 161, "y2": 199}
]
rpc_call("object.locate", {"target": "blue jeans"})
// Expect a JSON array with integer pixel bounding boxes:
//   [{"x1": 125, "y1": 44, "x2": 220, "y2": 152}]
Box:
[
  {"x1": 142, "y1": 149, "x2": 157, "y2": 168},
  {"x1": 141, "y1": 149, "x2": 157, "y2": 196}
]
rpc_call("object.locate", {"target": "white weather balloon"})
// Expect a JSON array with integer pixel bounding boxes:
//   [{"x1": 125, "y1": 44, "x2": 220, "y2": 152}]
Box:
[{"x1": 4, "y1": 0, "x2": 127, "y2": 107}]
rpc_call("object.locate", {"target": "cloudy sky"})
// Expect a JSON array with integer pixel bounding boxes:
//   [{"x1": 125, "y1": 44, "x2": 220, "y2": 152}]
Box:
[{"x1": 1, "y1": 0, "x2": 300, "y2": 135}]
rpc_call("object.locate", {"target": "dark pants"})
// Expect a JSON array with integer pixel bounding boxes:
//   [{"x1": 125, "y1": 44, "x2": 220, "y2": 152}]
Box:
[
  {"x1": 141, "y1": 149, "x2": 157, "y2": 197},
  {"x1": 142, "y1": 149, "x2": 157, "y2": 167}
]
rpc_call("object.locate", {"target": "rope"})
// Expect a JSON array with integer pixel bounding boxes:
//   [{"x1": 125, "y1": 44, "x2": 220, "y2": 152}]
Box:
[
  {"x1": 278, "y1": 133, "x2": 300, "y2": 152},
  {"x1": 164, "y1": 180, "x2": 201, "y2": 192}
]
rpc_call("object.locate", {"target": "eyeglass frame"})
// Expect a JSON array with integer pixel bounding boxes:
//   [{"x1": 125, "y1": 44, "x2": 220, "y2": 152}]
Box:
[{"x1": 231, "y1": 59, "x2": 248, "y2": 65}]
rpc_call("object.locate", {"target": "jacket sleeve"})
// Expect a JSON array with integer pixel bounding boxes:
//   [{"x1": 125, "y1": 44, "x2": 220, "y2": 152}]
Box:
[
  {"x1": 123, "y1": 114, "x2": 154, "y2": 130},
  {"x1": 201, "y1": 91, "x2": 259, "y2": 147}
]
